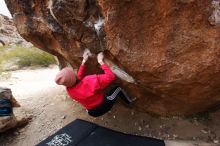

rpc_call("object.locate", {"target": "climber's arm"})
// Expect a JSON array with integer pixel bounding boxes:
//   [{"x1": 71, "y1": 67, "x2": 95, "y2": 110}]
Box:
[
  {"x1": 96, "y1": 52, "x2": 116, "y2": 89},
  {"x1": 77, "y1": 65, "x2": 85, "y2": 80},
  {"x1": 77, "y1": 50, "x2": 90, "y2": 80}
]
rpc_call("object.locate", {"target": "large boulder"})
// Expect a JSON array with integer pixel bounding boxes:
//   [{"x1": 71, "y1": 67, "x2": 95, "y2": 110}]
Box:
[{"x1": 4, "y1": 0, "x2": 220, "y2": 116}]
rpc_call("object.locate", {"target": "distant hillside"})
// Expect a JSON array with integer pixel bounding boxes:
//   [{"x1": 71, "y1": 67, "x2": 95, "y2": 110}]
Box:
[{"x1": 0, "y1": 14, "x2": 32, "y2": 47}]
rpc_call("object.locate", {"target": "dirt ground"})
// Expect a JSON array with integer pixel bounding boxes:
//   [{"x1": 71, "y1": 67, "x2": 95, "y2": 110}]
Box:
[{"x1": 0, "y1": 66, "x2": 220, "y2": 146}]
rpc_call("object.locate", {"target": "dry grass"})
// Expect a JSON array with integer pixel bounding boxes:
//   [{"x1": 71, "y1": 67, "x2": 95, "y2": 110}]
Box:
[{"x1": 0, "y1": 45, "x2": 56, "y2": 71}]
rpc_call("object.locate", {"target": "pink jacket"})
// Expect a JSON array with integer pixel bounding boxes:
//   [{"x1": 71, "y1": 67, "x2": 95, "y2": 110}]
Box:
[{"x1": 67, "y1": 64, "x2": 116, "y2": 109}]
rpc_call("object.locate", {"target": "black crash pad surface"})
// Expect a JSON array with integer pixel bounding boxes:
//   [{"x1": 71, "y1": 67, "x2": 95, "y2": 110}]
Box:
[{"x1": 37, "y1": 119, "x2": 165, "y2": 146}]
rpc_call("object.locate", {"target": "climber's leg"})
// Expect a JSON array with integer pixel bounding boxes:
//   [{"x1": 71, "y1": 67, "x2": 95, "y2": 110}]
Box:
[
  {"x1": 87, "y1": 87, "x2": 118, "y2": 117},
  {"x1": 87, "y1": 87, "x2": 134, "y2": 117},
  {"x1": 117, "y1": 87, "x2": 133, "y2": 105},
  {"x1": 87, "y1": 98, "x2": 114, "y2": 117},
  {"x1": 106, "y1": 86, "x2": 134, "y2": 105}
]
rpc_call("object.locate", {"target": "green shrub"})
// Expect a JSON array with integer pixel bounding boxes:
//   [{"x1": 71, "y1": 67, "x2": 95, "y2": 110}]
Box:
[{"x1": 0, "y1": 45, "x2": 57, "y2": 70}]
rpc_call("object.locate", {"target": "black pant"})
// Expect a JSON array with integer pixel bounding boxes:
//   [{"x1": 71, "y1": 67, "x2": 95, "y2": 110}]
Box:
[{"x1": 88, "y1": 87, "x2": 122, "y2": 117}]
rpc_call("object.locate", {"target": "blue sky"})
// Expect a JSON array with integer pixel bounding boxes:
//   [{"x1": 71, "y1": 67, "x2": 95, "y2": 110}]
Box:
[{"x1": 0, "y1": 0, "x2": 12, "y2": 18}]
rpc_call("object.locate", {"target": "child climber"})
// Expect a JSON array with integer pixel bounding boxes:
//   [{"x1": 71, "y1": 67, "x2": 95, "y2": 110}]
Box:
[{"x1": 55, "y1": 51, "x2": 133, "y2": 117}]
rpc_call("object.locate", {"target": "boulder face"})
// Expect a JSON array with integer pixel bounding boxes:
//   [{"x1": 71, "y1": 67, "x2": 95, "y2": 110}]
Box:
[{"x1": 5, "y1": 0, "x2": 220, "y2": 115}]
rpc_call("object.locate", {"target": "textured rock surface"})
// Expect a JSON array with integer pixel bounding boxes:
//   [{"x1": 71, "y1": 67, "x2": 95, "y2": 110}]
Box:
[{"x1": 5, "y1": 0, "x2": 220, "y2": 115}]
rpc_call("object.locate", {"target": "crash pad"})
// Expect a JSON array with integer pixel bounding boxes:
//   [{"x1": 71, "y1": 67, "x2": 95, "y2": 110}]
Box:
[{"x1": 37, "y1": 119, "x2": 165, "y2": 146}]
